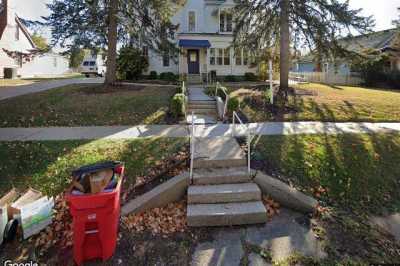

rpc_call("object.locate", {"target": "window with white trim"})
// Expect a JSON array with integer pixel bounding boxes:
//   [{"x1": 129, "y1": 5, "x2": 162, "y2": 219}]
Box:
[
  {"x1": 224, "y1": 48, "x2": 230, "y2": 65},
  {"x1": 210, "y1": 48, "x2": 216, "y2": 65},
  {"x1": 163, "y1": 51, "x2": 170, "y2": 67},
  {"x1": 188, "y1": 11, "x2": 196, "y2": 32},
  {"x1": 220, "y1": 12, "x2": 233, "y2": 33},
  {"x1": 235, "y1": 49, "x2": 242, "y2": 65},
  {"x1": 142, "y1": 46, "x2": 148, "y2": 58},
  {"x1": 217, "y1": 48, "x2": 223, "y2": 65},
  {"x1": 243, "y1": 50, "x2": 249, "y2": 65}
]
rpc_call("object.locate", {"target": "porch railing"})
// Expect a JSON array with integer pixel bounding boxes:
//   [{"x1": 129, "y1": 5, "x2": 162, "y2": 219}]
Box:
[
  {"x1": 215, "y1": 82, "x2": 229, "y2": 121},
  {"x1": 182, "y1": 81, "x2": 188, "y2": 118},
  {"x1": 189, "y1": 111, "x2": 195, "y2": 183}
]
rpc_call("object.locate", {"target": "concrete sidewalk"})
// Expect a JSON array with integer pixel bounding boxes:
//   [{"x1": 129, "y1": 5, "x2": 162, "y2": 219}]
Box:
[
  {"x1": 0, "y1": 122, "x2": 399, "y2": 141},
  {"x1": 0, "y1": 77, "x2": 104, "y2": 101}
]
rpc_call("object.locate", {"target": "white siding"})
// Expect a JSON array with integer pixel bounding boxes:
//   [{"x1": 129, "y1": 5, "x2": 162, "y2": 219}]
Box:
[{"x1": 18, "y1": 54, "x2": 70, "y2": 78}]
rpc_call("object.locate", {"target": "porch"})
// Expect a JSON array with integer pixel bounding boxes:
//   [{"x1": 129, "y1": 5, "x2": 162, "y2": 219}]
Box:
[{"x1": 178, "y1": 39, "x2": 211, "y2": 83}]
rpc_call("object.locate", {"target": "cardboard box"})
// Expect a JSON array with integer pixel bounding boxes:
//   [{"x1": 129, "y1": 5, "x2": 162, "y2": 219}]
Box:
[
  {"x1": 0, "y1": 189, "x2": 18, "y2": 245},
  {"x1": 19, "y1": 196, "x2": 54, "y2": 239},
  {"x1": 9, "y1": 188, "x2": 42, "y2": 220},
  {"x1": 89, "y1": 169, "x2": 114, "y2": 194}
]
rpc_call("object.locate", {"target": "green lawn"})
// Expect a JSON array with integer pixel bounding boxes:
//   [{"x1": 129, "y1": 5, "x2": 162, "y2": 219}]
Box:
[
  {"x1": 253, "y1": 133, "x2": 400, "y2": 215},
  {"x1": 0, "y1": 138, "x2": 186, "y2": 196},
  {"x1": 0, "y1": 84, "x2": 176, "y2": 127},
  {"x1": 239, "y1": 83, "x2": 400, "y2": 122}
]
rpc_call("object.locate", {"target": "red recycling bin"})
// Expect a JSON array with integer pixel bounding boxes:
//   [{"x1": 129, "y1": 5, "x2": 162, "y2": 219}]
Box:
[{"x1": 66, "y1": 164, "x2": 124, "y2": 265}]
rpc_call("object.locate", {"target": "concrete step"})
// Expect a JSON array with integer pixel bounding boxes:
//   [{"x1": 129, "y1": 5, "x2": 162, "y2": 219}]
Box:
[
  {"x1": 187, "y1": 201, "x2": 267, "y2": 227},
  {"x1": 188, "y1": 108, "x2": 217, "y2": 115},
  {"x1": 193, "y1": 137, "x2": 246, "y2": 168},
  {"x1": 192, "y1": 167, "x2": 252, "y2": 185},
  {"x1": 188, "y1": 183, "x2": 261, "y2": 204},
  {"x1": 188, "y1": 101, "x2": 216, "y2": 107},
  {"x1": 188, "y1": 104, "x2": 216, "y2": 109},
  {"x1": 187, "y1": 114, "x2": 217, "y2": 125}
]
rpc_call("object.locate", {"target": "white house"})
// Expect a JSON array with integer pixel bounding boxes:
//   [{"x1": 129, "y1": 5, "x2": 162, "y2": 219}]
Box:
[
  {"x1": 145, "y1": 0, "x2": 258, "y2": 82},
  {"x1": 0, "y1": 0, "x2": 70, "y2": 78}
]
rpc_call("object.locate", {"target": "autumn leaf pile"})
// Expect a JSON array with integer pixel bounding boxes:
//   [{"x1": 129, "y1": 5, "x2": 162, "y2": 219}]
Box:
[
  {"x1": 32, "y1": 194, "x2": 73, "y2": 252},
  {"x1": 263, "y1": 196, "x2": 281, "y2": 219},
  {"x1": 123, "y1": 201, "x2": 187, "y2": 236}
]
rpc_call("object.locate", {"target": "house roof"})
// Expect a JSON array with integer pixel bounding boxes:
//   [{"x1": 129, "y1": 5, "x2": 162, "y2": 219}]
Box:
[
  {"x1": 0, "y1": 12, "x2": 36, "y2": 50},
  {"x1": 339, "y1": 29, "x2": 398, "y2": 53},
  {"x1": 295, "y1": 29, "x2": 399, "y2": 64},
  {"x1": 15, "y1": 16, "x2": 36, "y2": 49}
]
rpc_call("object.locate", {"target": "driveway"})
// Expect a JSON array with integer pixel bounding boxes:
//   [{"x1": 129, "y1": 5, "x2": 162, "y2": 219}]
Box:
[{"x1": 0, "y1": 77, "x2": 104, "y2": 101}]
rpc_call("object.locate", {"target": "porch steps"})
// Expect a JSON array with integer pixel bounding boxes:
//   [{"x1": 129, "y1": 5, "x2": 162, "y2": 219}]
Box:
[
  {"x1": 193, "y1": 137, "x2": 247, "y2": 168},
  {"x1": 187, "y1": 201, "x2": 267, "y2": 227},
  {"x1": 187, "y1": 107, "x2": 217, "y2": 116},
  {"x1": 187, "y1": 74, "x2": 203, "y2": 85},
  {"x1": 186, "y1": 114, "x2": 217, "y2": 125},
  {"x1": 187, "y1": 136, "x2": 267, "y2": 227},
  {"x1": 187, "y1": 86, "x2": 218, "y2": 124},
  {"x1": 192, "y1": 166, "x2": 252, "y2": 185},
  {"x1": 188, "y1": 183, "x2": 261, "y2": 204}
]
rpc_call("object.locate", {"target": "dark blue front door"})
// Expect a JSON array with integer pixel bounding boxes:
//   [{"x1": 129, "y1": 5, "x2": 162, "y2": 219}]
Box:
[{"x1": 188, "y1": 50, "x2": 200, "y2": 74}]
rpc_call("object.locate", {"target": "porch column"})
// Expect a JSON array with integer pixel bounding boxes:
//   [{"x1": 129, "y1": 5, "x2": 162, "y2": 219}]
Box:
[{"x1": 206, "y1": 48, "x2": 210, "y2": 83}]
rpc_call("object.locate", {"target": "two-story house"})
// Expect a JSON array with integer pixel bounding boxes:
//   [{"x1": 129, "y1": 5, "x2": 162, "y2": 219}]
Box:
[
  {"x1": 145, "y1": 0, "x2": 258, "y2": 82},
  {"x1": 0, "y1": 0, "x2": 70, "y2": 79}
]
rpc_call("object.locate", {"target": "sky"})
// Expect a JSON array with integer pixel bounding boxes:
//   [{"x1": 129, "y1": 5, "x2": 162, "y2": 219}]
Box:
[{"x1": 9, "y1": 0, "x2": 400, "y2": 45}]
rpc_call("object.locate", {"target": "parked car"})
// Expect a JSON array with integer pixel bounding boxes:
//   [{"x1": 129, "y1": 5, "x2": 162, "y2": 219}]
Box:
[{"x1": 80, "y1": 59, "x2": 106, "y2": 77}]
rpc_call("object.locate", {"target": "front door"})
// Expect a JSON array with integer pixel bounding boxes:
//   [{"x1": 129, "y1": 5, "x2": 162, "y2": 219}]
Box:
[{"x1": 187, "y1": 49, "x2": 200, "y2": 74}]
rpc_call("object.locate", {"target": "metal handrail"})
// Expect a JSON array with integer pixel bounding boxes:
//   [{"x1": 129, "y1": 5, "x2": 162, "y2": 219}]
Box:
[
  {"x1": 232, "y1": 111, "x2": 252, "y2": 175},
  {"x1": 182, "y1": 81, "x2": 188, "y2": 118},
  {"x1": 189, "y1": 111, "x2": 195, "y2": 183},
  {"x1": 214, "y1": 82, "x2": 229, "y2": 120}
]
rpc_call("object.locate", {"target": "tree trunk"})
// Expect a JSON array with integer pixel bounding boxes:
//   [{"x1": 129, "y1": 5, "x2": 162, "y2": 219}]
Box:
[
  {"x1": 105, "y1": 0, "x2": 118, "y2": 85},
  {"x1": 279, "y1": 0, "x2": 290, "y2": 91}
]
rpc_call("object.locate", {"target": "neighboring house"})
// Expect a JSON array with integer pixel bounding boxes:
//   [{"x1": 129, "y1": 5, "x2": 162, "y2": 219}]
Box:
[
  {"x1": 0, "y1": 0, "x2": 69, "y2": 78},
  {"x1": 292, "y1": 29, "x2": 400, "y2": 75},
  {"x1": 145, "y1": 0, "x2": 258, "y2": 81}
]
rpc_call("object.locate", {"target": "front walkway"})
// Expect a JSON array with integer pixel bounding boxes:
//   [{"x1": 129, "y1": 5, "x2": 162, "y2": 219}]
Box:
[
  {"x1": 0, "y1": 77, "x2": 104, "y2": 101},
  {"x1": 0, "y1": 122, "x2": 399, "y2": 141}
]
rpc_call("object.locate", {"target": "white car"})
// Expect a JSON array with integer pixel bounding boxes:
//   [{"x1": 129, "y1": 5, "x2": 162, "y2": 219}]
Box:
[{"x1": 80, "y1": 60, "x2": 106, "y2": 77}]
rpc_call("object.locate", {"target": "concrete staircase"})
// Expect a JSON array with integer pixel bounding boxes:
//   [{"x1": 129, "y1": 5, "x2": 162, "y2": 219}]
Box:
[
  {"x1": 186, "y1": 87, "x2": 218, "y2": 125},
  {"x1": 187, "y1": 137, "x2": 268, "y2": 227}
]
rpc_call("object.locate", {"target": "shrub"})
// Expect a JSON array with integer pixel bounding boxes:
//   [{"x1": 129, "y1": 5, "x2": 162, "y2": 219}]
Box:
[
  {"x1": 117, "y1": 46, "x2": 149, "y2": 80},
  {"x1": 149, "y1": 71, "x2": 158, "y2": 80},
  {"x1": 160, "y1": 72, "x2": 178, "y2": 81},
  {"x1": 216, "y1": 86, "x2": 228, "y2": 101},
  {"x1": 170, "y1": 93, "x2": 186, "y2": 118},
  {"x1": 224, "y1": 75, "x2": 237, "y2": 82},
  {"x1": 204, "y1": 86, "x2": 215, "y2": 97},
  {"x1": 175, "y1": 84, "x2": 187, "y2": 94},
  {"x1": 244, "y1": 72, "x2": 258, "y2": 81},
  {"x1": 227, "y1": 97, "x2": 240, "y2": 113},
  {"x1": 351, "y1": 51, "x2": 390, "y2": 87}
]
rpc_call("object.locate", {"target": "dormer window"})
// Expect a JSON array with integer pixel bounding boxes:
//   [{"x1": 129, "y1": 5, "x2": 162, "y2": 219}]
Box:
[
  {"x1": 188, "y1": 11, "x2": 196, "y2": 32},
  {"x1": 220, "y1": 12, "x2": 232, "y2": 33}
]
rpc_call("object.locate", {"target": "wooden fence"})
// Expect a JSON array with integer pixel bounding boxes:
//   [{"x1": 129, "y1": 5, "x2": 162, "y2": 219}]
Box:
[{"x1": 289, "y1": 72, "x2": 363, "y2": 86}]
